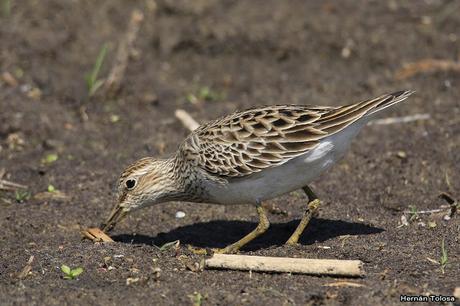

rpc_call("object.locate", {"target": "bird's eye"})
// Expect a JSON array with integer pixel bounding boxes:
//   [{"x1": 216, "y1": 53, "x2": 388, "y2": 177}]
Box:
[{"x1": 125, "y1": 179, "x2": 136, "y2": 190}]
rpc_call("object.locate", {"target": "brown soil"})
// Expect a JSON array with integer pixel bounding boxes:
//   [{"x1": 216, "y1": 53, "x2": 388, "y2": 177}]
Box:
[{"x1": 1, "y1": 1, "x2": 459, "y2": 305}]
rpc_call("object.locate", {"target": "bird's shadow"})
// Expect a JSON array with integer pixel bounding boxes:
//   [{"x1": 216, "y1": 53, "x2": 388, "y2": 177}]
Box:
[{"x1": 112, "y1": 218, "x2": 384, "y2": 251}]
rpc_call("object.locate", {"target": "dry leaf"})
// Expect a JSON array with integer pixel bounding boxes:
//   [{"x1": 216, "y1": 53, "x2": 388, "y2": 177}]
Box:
[{"x1": 82, "y1": 228, "x2": 114, "y2": 242}]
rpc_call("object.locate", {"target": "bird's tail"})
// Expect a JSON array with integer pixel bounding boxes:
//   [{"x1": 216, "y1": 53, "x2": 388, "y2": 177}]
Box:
[
  {"x1": 314, "y1": 90, "x2": 414, "y2": 135},
  {"x1": 365, "y1": 90, "x2": 414, "y2": 117}
]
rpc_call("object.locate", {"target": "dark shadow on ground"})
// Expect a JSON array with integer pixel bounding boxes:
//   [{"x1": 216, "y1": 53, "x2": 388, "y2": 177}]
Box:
[{"x1": 112, "y1": 218, "x2": 384, "y2": 251}]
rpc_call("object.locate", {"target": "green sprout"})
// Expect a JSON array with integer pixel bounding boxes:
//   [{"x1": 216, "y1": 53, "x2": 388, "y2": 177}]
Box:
[
  {"x1": 198, "y1": 86, "x2": 219, "y2": 101},
  {"x1": 186, "y1": 86, "x2": 224, "y2": 104},
  {"x1": 61, "y1": 265, "x2": 84, "y2": 280},
  {"x1": 1, "y1": 0, "x2": 11, "y2": 17},
  {"x1": 439, "y1": 239, "x2": 448, "y2": 274},
  {"x1": 408, "y1": 205, "x2": 418, "y2": 222},
  {"x1": 47, "y1": 185, "x2": 56, "y2": 193},
  {"x1": 189, "y1": 292, "x2": 204, "y2": 306},
  {"x1": 155, "y1": 240, "x2": 180, "y2": 251},
  {"x1": 85, "y1": 43, "x2": 108, "y2": 97},
  {"x1": 15, "y1": 190, "x2": 31, "y2": 203},
  {"x1": 109, "y1": 114, "x2": 120, "y2": 123},
  {"x1": 42, "y1": 153, "x2": 59, "y2": 164}
]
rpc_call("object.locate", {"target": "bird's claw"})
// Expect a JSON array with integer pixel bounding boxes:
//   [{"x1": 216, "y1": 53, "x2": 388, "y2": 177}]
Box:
[{"x1": 187, "y1": 245, "x2": 238, "y2": 255}]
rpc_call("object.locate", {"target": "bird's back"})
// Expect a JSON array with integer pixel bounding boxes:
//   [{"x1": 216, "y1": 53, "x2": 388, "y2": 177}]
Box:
[{"x1": 179, "y1": 90, "x2": 413, "y2": 181}]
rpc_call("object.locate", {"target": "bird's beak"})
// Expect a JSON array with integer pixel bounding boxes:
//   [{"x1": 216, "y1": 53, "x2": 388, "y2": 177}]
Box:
[{"x1": 101, "y1": 203, "x2": 128, "y2": 233}]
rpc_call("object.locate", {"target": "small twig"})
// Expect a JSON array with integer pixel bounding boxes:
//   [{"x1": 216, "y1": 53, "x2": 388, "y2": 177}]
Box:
[
  {"x1": 323, "y1": 281, "x2": 366, "y2": 288},
  {"x1": 0, "y1": 181, "x2": 27, "y2": 191},
  {"x1": 82, "y1": 228, "x2": 114, "y2": 242},
  {"x1": 17, "y1": 255, "x2": 35, "y2": 279},
  {"x1": 368, "y1": 114, "x2": 430, "y2": 126},
  {"x1": 395, "y1": 59, "x2": 460, "y2": 80},
  {"x1": 205, "y1": 254, "x2": 365, "y2": 277},
  {"x1": 0, "y1": 168, "x2": 27, "y2": 191},
  {"x1": 33, "y1": 191, "x2": 70, "y2": 202},
  {"x1": 444, "y1": 171, "x2": 452, "y2": 192},
  {"x1": 175, "y1": 109, "x2": 200, "y2": 131},
  {"x1": 426, "y1": 257, "x2": 439, "y2": 265},
  {"x1": 104, "y1": 9, "x2": 144, "y2": 95},
  {"x1": 402, "y1": 207, "x2": 449, "y2": 215}
]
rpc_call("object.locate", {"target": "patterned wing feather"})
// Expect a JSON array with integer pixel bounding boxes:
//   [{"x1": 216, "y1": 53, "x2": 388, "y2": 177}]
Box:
[{"x1": 180, "y1": 90, "x2": 413, "y2": 177}]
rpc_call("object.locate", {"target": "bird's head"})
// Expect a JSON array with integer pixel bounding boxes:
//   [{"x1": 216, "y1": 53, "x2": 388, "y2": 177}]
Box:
[{"x1": 101, "y1": 157, "x2": 178, "y2": 232}]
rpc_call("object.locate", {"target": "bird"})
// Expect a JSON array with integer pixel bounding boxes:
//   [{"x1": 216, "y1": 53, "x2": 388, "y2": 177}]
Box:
[{"x1": 101, "y1": 90, "x2": 414, "y2": 253}]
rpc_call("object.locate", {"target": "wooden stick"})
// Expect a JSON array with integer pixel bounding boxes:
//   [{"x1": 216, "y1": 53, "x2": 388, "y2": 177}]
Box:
[
  {"x1": 0, "y1": 181, "x2": 28, "y2": 190},
  {"x1": 323, "y1": 281, "x2": 366, "y2": 288},
  {"x1": 175, "y1": 109, "x2": 200, "y2": 131},
  {"x1": 205, "y1": 254, "x2": 365, "y2": 277},
  {"x1": 81, "y1": 228, "x2": 114, "y2": 242},
  {"x1": 17, "y1": 255, "x2": 34, "y2": 279},
  {"x1": 368, "y1": 114, "x2": 430, "y2": 126},
  {"x1": 0, "y1": 168, "x2": 28, "y2": 191},
  {"x1": 395, "y1": 58, "x2": 460, "y2": 80},
  {"x1": 104, "y1": 9, "x2": 144, "y2": 94}
]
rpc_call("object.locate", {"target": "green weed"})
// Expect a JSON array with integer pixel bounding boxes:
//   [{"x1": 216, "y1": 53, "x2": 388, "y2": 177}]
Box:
[
  {"x1": 1, "y1": 0, "x2": 11, "y2": 17},
  {"x1": 189, "y1": 292, "x2": 204, "y2": 306},
  {"x1": 408, "y1": 205, "x2": 418, "y2": 222},
  {"x1": 85, "y1": 43, "x2": 108, "y2": 96},
  {"x1": 42, "y1": 153, "x2": 59, "y2": 164},
  {"x1": 61, "y1": 265, "x2": 84, "y2": 280},
  {"x1": 155, "y1": 240, "x2": 180, "y2": 251},
  {"x1": 186, "y1": 86, "x2": 224, "y2": 104},
  {"x1": 15, "y1": 190, "x2": 30, "y2": 203}
]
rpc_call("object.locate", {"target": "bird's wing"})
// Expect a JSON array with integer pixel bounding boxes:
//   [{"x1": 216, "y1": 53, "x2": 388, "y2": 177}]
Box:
[{"x1": 179, "y1": 90, "x2": 413, "y2": 178}]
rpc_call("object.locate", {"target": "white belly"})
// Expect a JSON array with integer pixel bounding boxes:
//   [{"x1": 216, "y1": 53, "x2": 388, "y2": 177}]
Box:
[{"x1": 205, "y1": 122, "x2": 364, "y2": 205}]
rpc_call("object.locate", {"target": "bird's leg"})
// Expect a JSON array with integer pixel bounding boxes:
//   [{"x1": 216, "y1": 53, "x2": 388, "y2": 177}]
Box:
[
  {"x1": 285, "y1": 185, "x2": 321, "y2": 245},
  {"x1": 216, "y1": 203, "x2": 270, "y2": 254}
]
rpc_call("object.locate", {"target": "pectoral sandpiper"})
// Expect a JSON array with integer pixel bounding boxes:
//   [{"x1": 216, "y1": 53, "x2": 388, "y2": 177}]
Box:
[{"x1": 102, "y1": 90, "x2": 414, "y2": 253}]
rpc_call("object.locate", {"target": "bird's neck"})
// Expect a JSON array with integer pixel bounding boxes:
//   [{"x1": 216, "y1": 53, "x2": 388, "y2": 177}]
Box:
[
  {"x1": 165, "y1": 153, "x2": 210, "y2": 202},
  {"x1": 156, "y1": 154, "x2": 194, "y2": 201}
]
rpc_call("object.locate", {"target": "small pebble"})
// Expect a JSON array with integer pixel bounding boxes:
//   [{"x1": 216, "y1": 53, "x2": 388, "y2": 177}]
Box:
[
  {"x1": 175, "y1": 211, "x2": 186, "y2": 218},
  {"x1": 126, "y1": 277, "x2": 140, "y2": 285},
  {"x1": 396, "y1": 151, "x2": 407, "y2": 159},
  {"x1": 400, "y1": 215, "x2": 409, "y2": 227}
]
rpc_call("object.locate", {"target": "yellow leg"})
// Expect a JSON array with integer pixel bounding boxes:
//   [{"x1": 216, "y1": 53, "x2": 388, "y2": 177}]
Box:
[
  {"x1": 216, "y1": 204, "x2": 270, "y2": 254},
  {"x1": 286, "y1": 185, "x2": 321, "y2": 245}
]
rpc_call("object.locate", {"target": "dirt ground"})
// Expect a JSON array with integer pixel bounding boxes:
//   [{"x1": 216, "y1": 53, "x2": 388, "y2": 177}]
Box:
[{"x1": 1, "y1": 0, "x2": 459, "y2": 305}]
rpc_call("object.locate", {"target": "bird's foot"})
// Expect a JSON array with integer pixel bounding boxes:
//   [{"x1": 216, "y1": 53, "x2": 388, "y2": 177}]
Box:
[
  {"x1": 187, "y1": 245, "x2": 237, "y2": 255},
  {"x1": 213, "y1": 245, "x2": 240, "y2": 254},
  {"x1": 285, "y1": 198, "x2": 321, "y2": 245},
  {"x1": 187, "y1": 245, "x2": 210, "y2": 255}
]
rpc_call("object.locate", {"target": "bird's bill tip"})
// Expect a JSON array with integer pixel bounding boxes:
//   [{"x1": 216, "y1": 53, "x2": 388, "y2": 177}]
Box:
[{"x1": 100, "y1": 204, "x2": 128, "y2": 232}]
